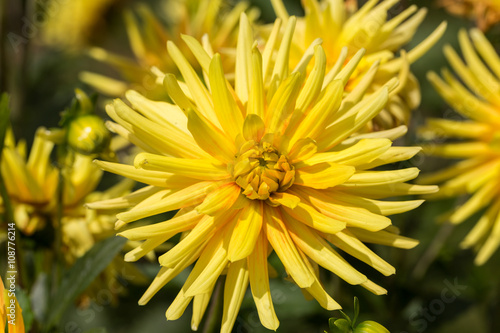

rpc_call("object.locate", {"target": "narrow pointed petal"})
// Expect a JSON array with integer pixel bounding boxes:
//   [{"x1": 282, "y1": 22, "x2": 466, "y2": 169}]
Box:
[
  {"x1": 209, "y1": 54, "x2": 244, "y2": 139},
  {"x1": 221, "y1": 260, "x2": 250, "y2": 333},
  {"x1": 328, "y1": 230, "x2": 396, "y2": 276},
  {"x1": 283, "y1": 213, "x2": 367, "y2": 285},
  {"x1": 264, "y1": 206, "x2": 315, "y2": 288},
  {"x1": 187, "y1": 109, "x2": 237, "y2": 164},
  {"x1": 281, "y1": 201, "x2": 346, "y2": 234},
  {"x1": 227, "y1": 201, "x2": 263, "y2": 262},
  {"x1": 248, "y1": 232, "x2": 280, "y2": 330},
  {"x1": 117, "y1": 181, "x2": 215, "y2": 223},
  {"x1": 134, "y1": 153, "x2": 229, "y2": 180},
  {"x1": 352, "y1": 222, "x2": 420, "y2": 247}
]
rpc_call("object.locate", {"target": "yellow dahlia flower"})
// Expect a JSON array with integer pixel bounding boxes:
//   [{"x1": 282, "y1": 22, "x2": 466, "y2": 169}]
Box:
[
  {"x1": 439, "y1": 0, "x2": 500, "y2": 31},
  {"x1": 0, "y1": 124, "x2": 142, "y2": 303},
  {"x1": 419, "y1": 28, "x2": 500, "y2": 265},
  {"x1": 41, "y1": 0, "x2": 120, "y2": 50},
  {"x1": 1, "y1": 128, "x2": 58, "y2": 235},
  {"x1": 80, "y1": 0, "x2": 257, "y2": 99},
  {"x1": 269, "y1": 0, "x2": 446, "y2": 130},
  {"x1": 89, "y1": 14, "x2": 436, "y2": 332},
  {"x1": 1, "y1": 277, "x2": 25, "y2": 333}
]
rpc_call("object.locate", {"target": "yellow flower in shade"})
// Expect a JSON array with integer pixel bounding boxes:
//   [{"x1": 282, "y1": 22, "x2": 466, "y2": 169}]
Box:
[
  {"x1": 1, "y1": 277, "x2": 25, "y2": 333},
  {"x1": 0, "y1": 125, "x2": 143, "y2": 304},
  {"x1": 89, "y1": 14, "x2": 437, "y2": 332},
  {"x1": 41, "y1": 0, "x2": 120, "y2": 50},
  {"x1": 419, "y1": 28, "x2": 500, "y2": 265},
  {"x1": 438, "y1": 0, "x2": 500, "y2": 31},
  {"x1": 0, "y1": 128, "x2": 58, "y2": 235},
  {"x1": 268, "y1": 0, "x2": 446, "y2": 131},
  {"x1": 80, "y1": 0, "x2": 258, "y2": 99}
]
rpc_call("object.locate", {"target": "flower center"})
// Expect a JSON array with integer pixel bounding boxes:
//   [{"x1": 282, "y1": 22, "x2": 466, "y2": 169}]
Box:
[{"x1": 231, "y1": 140, "x2": 295, "y2": 200}]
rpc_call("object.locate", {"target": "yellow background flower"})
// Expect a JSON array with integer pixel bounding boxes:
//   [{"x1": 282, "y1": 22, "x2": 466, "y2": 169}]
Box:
[
  {"x1": 420, "y1": 28, "x2": 500, "y2": 265},
  {"x1": 268, "y1": 0, "x2": 446, "y2": 130}
]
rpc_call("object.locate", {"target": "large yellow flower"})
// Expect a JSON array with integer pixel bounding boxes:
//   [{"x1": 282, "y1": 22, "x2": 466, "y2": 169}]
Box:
[
  {"x1": 419, "y1": 28, "x2": 500, "y2": 265},
  {"x1": 269, "y1": 0, "x2": 446, "y2": 130},
  {"x1": 89, "y1": 14, "x2": 436, "y2": 332},
  {"x1": 439, "y1": 0, "x2": 500, "y2": 31},
  {"x1": 80, "y1": 0, "x2": 257, "y2": 99}
]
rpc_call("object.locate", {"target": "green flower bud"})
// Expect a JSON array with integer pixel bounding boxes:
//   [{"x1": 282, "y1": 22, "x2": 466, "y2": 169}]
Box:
[
  {"x1": 67, "y1": 114, "x2": 110, "y2": 155},
  {"x1": 354, "y1": 321, "x2": 390, "y2": 333}
]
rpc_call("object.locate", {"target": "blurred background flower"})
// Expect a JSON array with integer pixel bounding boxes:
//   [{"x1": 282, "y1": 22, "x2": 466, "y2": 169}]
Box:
[
  {"x1": 419, "y1": 28, "x2": 500, "y2": 266},
  {"x1": 268, "y1": 0, "x2": 446, "y2": 131}
]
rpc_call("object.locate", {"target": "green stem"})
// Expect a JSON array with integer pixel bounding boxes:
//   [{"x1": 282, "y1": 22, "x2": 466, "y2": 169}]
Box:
[{"x1": 51, "y1": 168, "x2": 64, "y2": 295}]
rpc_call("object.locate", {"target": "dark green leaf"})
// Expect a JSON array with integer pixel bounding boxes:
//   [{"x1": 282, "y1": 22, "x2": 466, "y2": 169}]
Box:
[
  {"x1": 15, "y1": 286, "x2": 34, "y2": 331},
  {"x1": 44, "y1": 236, "x2": 127, "y2": 329},
  {"x1": 353, "y1": 296, "x2": 360, "y2": 326}
]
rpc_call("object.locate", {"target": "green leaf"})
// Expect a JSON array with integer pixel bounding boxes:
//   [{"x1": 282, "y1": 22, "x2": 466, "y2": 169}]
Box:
[
  {"x1": 44, "y1": 236, "x2": 127, "y2": 329},
  {"x1": 15, "y1": 286, "x2": 34, "y2": 332},
  {"x1": 339, "y1": 310, "x2": 352, "y2": 325},
  {"x1": 353, "y1": 296, "x2": 360, "y2": 326},
  {"x1": 330, "y1": 318, "x2": 353, "y2": 333}
]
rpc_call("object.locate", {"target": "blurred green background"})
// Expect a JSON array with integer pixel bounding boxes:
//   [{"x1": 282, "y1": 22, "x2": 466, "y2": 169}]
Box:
[{"x1": 1, "y1": 0, "x2": 500, "y2": 332}]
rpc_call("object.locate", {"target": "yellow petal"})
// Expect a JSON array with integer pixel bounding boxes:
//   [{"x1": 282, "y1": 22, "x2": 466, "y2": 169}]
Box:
[
  {"x1": 281, "y1": 201, "x2": 346, "y2": 234},
  {"x1": 248, "y1": 232, "x2": 280, "y2": 330},
  {"x1": 284, "y1": 213, "x2": 368, "y2": 285},
  {"x1": 139, "y1": 241, "x2": 204, "y2": 305},
  {"x1": 300, "y1": 138, "x2": 391, "y2": 167},
  {"x1": 264, "y1": 206, "x2": 315, "y2": 288},
  {"x1": 134, "y1": 153, "x2": 229, "y2": 180},
  {"x1": 196, "y1": 183, "x2": 243, "y2": 216},
  {"x1": 118, "y1": 209, "x2": 202, "y2": 241},
  {"x1": 187, "y1": 109, "x2": 237, "y2": 164},
  {"x1": 221, "y1": 260, "x2": 250, "y2": 333},
  {"x1": 345, "y1": 168, "x2": 420, "y2": 186},
  {"x1": 112, "y1": 99, "x2": 203, "y2": 158},
  {"x1": 192, "y1": 291, "x2": 213, "y2": 331},
  {"x1": 289, "y1": 79, "x2": 343, "y2": 146},
  {"x1": 337, "y1": 183, "x2": 438, "y2": 199},
  {"x1": 93, "y1": 160, "x2": 198, "y2": 188},
  {"x1": 209, "y1": 54, "x2": 244, "y2": 139},
  {"x1": 449, "y1": 181, "x2": 498, "y2": 224},
  {"x1": 159, "y1": 210, "x2": 237, "y2": 268},
  {"x1": 293, "y1": 187, "x2": 391, "y2": 231},
  {"x1": 185, "y1": 236, "x2": 229, "y2": 297},
  {"x1": 227, "y1": 201, "x2": 263, "y2": 262},
  {"x1": 349, "y1": 227, "x2": 419, "y2": 249},
  {"x1": 167, "y1": 41, "x2": 218, "y2": 125},
  {"x1": 242, "y1": 114, "x2": 265, "y2": 142},
  {"x1": 235, "y1": 13, "x2": 253, "y2": 105},
  {"x1": 328, "y1": 230, "x2": 396, "y2": 276},
  {"x1": 294, "y1": 162, "x2": 355, "y2": 189}
]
